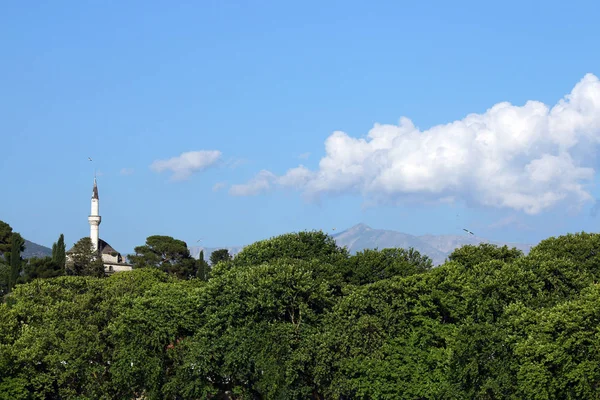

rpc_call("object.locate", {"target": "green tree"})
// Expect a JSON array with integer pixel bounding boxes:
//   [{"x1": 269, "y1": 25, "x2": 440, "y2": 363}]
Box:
[
  {"x1": 342, "y1": 247, "x2": 433, "y2": 285},
  {"x1": 129, "y1": 235, "x2": 197, "y2": 279},
  {"x1": 168, "y1": 259, "x2": 336, "y2": 398},
  {"x1": 66, "y1": 237, "x2": 105, "y2": 277},
  {"x1": 209, "y1": 249, "x2": 231, "y2": 266},
  {"x1": 51, "y1": 234, "x2": 66, "y2": 270},
  {"x1": 233, "y1": 230, "x2": 349, "y2": 267},
  {"x1": 0, "y1": 220, "x2": 13, "y2": 256},
  {"x1": 448, "y1": 243, "x2": 524, "y2": 268},
  {"x1": 196, "y1": 250, "x2": 210, "y2": 281},
  {"x1": 506, "y1": 284, "x2": 600, "y2": 399},
  {"x1": 20, "y1": 257, "x2": 63, "y2": 283},
  {"x1": 528, "y1": 232, "x2": 600, "y2": 278},
  {"x1": 7, "y1": 233, "x2": 24, "y2": 292},
  {"x1": 0, "y1": 262, "x2": 9, "y2": 296}
]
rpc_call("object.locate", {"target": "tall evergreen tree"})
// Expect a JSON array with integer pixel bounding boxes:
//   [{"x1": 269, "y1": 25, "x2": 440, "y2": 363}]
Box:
[
  {"x1": 0, "y1": 220, "x2": 15, "y2": 294},
  {"x1": 52, "y1": 234, "x2": 66, "y2": 270},
  {"x1": 0, "y1": 220, "x2": 13, "y2": 257},
  {"x1": 66, "y1": 237, "x2": 105, "y2": 278},
  {"x1": 196, "y1": 250, "x2": 210, "y2": 281},
  {"x1": 8, "y1": 232, "x2": 24, "y2": 291}
]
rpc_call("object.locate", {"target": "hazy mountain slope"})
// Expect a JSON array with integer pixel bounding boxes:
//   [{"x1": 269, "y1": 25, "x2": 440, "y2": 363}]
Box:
[
  {"x1": 334, "y1": 223, "x2": 535, "y2": 265},
  {"x1": 333, "y1": 223, "x2": 449, "y2": 265},
  {"x1": 187, "y1": 223, "x2": 535, "y2": 267},
  {"x1": 188, "y1": 246, "x2": 244, "y2": 263},
  {"x1": 419, "y1": 233, "x2": 534, "y2": 255},
  {"x1": 22, "y1": 240, "x2": 52, "y2": 259}
]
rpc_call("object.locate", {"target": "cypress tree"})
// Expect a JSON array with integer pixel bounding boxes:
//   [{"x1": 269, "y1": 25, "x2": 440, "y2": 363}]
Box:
[
  {"x1": 51, "y1": 242, "x2": 57, "y2": 261},
  {"x1": 53, "y1": 234, "x2": 66, "y2": 269},
  {"x1": 196, "y1": 250, "x2": 210, "y2": 281},
  {"x1": 8, "y1": 232, "x2": 24, "y2": 291}
]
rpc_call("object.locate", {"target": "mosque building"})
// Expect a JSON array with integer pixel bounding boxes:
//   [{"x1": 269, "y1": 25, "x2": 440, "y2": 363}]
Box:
[{"x1": 70, "y1": 178, "x2": 133, "y2": 274}]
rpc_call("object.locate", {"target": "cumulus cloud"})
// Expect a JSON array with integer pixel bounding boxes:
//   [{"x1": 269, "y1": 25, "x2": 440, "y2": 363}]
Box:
[
  {"x1": 120, "y1": 168, "x2": 134, "y2": 176},
  {"x1": 231, "y1": 73, "x2": 600, "y2": 214},
  {"x1": 151, "y1": 150, "x2": 222, "y2": 181},
  {"x1": 229, "y1": 170, "x2": 276, "y2": 196}
]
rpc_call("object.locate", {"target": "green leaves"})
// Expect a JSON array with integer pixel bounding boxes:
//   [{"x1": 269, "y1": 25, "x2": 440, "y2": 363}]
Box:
[
  {"x1": 0, "y1": 220, "x2": 13, "y2": 256},
  {"x1": 448, "y1": 242, "x2": 524, "y2": 268},
  {"x1": 3, "y1": 230, "x2": 600, "y2": 397},
  {"x1": 233, "y1": 230, "x2": 348, "y2": 267},
  {"x1": 503, "y1": 285, "x2": 600, "y2": 399},
  {"x1": 129, "y1": 235, "x2": 198, "y2": 279},
  {"x1": 209, "y1": 249, "x2": 232, "y2": 266},
  {"x1": 52, "y1": 234, "x2": 66, "y2": 269},
  {"x1": 20, "y1": 257, "x2": 63, "y2": 283},
  {"x1": 66, "y1": 237, "x2": 104, "y2": 277},
  {"x1": 342, "y1": 247, "x2": 433, "y2": 285}
]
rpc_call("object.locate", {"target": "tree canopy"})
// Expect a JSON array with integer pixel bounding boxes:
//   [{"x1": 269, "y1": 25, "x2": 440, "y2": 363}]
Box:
[
  {"x1": 2, "y1": 228, "x2": 600, "y2": 398},
  {"x1": 0, "y1": 220, "x2": 13, "y2": 255},
  {"x1": 66, "y1": 237, "x2": 105, "y2": 277},
  {"x1": 209, "y1": 248, "x2": 231, "y2": 266},
  {"x1": 51, "y1": 234, "x2": 66, "y2": 269},
  {"x1": 128, "y1": 235, "x2": 198, "y2": 279}
]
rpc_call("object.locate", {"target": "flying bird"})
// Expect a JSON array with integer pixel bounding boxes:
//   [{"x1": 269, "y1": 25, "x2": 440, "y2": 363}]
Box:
[
  {"x1": 463, "y1": 228, "x2": 474, "y2": 236},
  {"x1": 88, "y1": 157, "x2": 93, "y2": 161}
]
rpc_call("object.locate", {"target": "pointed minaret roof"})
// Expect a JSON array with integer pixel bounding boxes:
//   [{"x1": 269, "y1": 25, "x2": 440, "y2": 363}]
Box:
[{"x1": 92, "y1": 177, "x2": 99, "y2": 200}]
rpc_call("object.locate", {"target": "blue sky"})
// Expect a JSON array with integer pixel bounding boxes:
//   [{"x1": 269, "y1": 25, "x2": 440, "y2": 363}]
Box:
[{"x1": 2, "y1": 0, "x2": 600, "y2": 253}]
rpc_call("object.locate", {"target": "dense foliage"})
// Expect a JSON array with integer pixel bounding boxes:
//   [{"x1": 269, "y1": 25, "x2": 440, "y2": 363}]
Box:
[
  {"x1": 129, "y1": 235, "x2": 200, "y2": 279},
  {"x1": 2, "y1": 226, "x2": 600, "y2": 399},
  {"x1": 1, "y1": 224, "x2": 67, "y2": 295}
]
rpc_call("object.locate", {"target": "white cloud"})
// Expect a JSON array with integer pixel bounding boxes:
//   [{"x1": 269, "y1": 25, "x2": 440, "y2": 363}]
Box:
[
  {"x1": 212, "y1": 182, "x2": 227, "y2": 192},
  {"x1": 298, "y1": 152, "x2": 311, "y2": 159},
  {"x1": 224, "y1": 158, "x2": 248, "y2": 169},
  {"x1": 229, "y1": 170, "x2": 276, "y2": 196},
  {"x1": 151, "y1": 150, "x2": 222, "y2": 181},
  {"x1": 231, "y1": 74, "x2": 600, "y2": 214},
  {"x1": 120, "y1": 168, "x2": 134, "y2": 176}
]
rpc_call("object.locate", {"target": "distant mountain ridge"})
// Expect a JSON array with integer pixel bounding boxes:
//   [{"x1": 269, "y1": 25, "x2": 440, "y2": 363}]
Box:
[
  {"x1": 189, "y1": 246, "x2": 244, "y2": 263},
  {"x1": 22, "y1": 240, "x2": 52, "y2": 259},
  {"x1": 188, "y1": 223, "x2": 535, "y2": 266},
  {"x1": 332, "y1": 223, "x2": 534, "y2": 265}
]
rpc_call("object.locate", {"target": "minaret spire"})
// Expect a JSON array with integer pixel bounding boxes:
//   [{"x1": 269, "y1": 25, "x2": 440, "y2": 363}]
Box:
[
  {"x1": 92, "y1": 177, "x2": 99, "y2": 200},
  {"x1": 88, "y1": 177, "x2": 101, "y2": 251}
]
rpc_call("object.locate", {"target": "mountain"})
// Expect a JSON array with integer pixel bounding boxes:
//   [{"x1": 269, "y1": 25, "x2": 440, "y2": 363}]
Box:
[
  {"x1": 189, "y1": 246, "x2": 245, "y2": 263},
  {"x1": 22, "y1": 240, "x2": 52, "y2": 259},
  {"x1": 188, "y1": 223, "x2": 534, "y2": 267},
  {"x1": 333, "y1": 223, "x2": 535, "y2": 265}
]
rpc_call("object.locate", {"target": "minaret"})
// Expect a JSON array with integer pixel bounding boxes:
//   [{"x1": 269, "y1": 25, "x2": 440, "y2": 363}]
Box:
[{"x1": 88, "y1": 177, "x2": 101, "y2": 251}]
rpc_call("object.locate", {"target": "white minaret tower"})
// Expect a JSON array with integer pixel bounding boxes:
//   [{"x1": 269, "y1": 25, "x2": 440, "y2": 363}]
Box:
[{"x1": 88, "y1": 177, "x2": 101, "y2": 251}]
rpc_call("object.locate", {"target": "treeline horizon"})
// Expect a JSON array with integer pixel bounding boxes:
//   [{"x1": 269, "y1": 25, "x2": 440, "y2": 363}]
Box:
[
  {"x1": 2, "y1": 218, "x2": 600, "y2": 399},
  {"x1": 0, "y1": 219, "x2": 237, "y2": 294}
]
